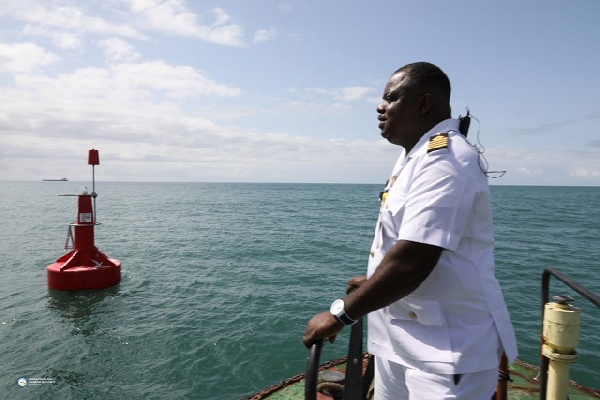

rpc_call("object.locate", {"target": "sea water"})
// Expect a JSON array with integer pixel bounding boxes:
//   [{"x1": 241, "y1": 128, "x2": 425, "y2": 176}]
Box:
[{"x1": 1, "y1": 181, "x2": 598, "y2": 399}]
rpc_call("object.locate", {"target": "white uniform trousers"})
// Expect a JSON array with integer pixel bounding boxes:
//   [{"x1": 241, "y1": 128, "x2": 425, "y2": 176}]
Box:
[{"x1": 374, "y1": 356, "x2": 498, "y2": 400}]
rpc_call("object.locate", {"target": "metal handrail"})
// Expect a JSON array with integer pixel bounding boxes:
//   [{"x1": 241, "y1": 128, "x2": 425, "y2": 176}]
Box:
[
  {"x1": 305, "y1": 339, "x2": 324, "y2": 400},
  {"x1": 539, "y1": 267, "x2": 600, "y2": 400},
  {"x1": 344, "y1": 318, "x2": 365, "y2": 400},
  {"x1": 305, "y1": 318, "x2": 368, "y2": 400}
]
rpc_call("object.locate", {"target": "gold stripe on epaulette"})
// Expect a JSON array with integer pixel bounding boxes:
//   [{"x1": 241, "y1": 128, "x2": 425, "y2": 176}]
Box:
[{"x1": 427, "y1": 132, "x2": 449, "y2": 153}]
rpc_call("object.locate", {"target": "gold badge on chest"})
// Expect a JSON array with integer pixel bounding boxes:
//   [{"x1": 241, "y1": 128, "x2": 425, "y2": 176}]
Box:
[{"x1": 379, "y1": 176, "x2": 397, "y2": 205}]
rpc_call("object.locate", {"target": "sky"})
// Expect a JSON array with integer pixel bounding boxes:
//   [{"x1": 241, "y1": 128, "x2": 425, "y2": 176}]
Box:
[{"x1": 1, "y1": 0, "x2": 599, "y2": 185}]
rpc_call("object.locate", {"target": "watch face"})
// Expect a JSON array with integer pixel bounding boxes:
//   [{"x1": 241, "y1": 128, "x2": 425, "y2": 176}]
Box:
[{"x1": 330, "y1": 299, "x2": 344, "y2": 315}]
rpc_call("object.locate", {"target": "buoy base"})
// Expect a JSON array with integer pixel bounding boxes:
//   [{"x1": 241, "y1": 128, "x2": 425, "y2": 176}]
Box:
[{"x1": 47, "y1": 259, "x2": 121, "y2": 291}]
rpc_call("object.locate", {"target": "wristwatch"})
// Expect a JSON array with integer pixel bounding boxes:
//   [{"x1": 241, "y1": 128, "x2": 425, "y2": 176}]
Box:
[{"x1": 330, "y1": 299, "x2": 357, "y2": 326}]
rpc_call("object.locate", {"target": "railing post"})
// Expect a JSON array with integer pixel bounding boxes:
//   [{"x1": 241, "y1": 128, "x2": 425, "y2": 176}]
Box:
[
  {"x1": 540, "y1": 267, "x2": 600, "y2": 400},
  {"x1": 541, "y1": 296, "x2": 580, "y2": 400},
  {"x1": 305, "y1": 339, "x2": 324, "y2": 400}
]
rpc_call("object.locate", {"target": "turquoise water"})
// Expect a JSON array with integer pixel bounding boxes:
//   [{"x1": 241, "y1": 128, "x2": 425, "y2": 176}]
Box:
[{"x1": 1, "y1": 181, "x2": 598, "y2": 399}]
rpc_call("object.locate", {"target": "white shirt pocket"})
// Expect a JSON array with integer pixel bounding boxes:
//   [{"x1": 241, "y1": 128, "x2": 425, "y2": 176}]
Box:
[
  {"x1": 383, "y1": 187, "x2": 406, "y2": 216},
  {"x1": 388, "y1": 295, "x2": 446, "y2": 326},
  {"x1": 380, "y1": 188, "x2": 406, "y2": 242},
  {"x1": 386, "y1": 295, "x2": 453, "y2": 363}
]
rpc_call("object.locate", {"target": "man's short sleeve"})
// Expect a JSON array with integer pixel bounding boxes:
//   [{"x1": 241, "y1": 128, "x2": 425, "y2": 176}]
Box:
[{"x1": 396, "y1": 155, "x2": 474, "y2": 251}]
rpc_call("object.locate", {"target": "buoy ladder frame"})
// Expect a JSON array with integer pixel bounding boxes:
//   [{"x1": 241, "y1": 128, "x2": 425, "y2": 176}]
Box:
[{"x1": 63, "y1": 200, "x2": 101, "y2": 252}]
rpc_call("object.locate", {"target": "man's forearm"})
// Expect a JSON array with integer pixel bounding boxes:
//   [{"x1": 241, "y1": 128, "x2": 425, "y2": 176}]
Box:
[{"x1": 344, "y1": 240, "x2": 442, "y2": 320}]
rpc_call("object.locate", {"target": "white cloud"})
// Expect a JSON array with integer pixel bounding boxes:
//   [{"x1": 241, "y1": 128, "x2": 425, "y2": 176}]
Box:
[
  {"x1": 127, "y1": 0, "x2": 202, "y2": 36},
  {"x1": 484, "y1": 146, "x2": 600, "y2": 186},
  {"x1": 0, "y1": 85, "x2": 397, "y2": 182},
  {"x1": 0, "y1": 51, "x2": 396, "y2": 183},
  {"x1": 2, "y1": 1, "x2": 252, "y2": 48},
  {"x1": 0, "y1": 0, "x2": 147, "y2": 40},
  {"x1": 12, "y1": 61, "x2": 240, "y2": 105},
  {"x1": 23, "y1": 24, "x2": 83, "y2": 50},
  {"x1": 570, "y1": 167, "x2": 600, "y2": 179},
  {"x1": 110, "y1": 61, "x2": 241, "y2": 98},
  {"x1": 306, "y1": 86, "x2": 376, "y2": 102},
  {"x1": 0, "y1": 59, "x2": 243, "y2": 180},
  {"x1": 203, "y1": 21, "x2": 244, "y2": 47},
  {"x1": 99, "y1": 38, "x2": 141, "y2": 63},
  {"x1": 126, "y1": 1, "x2": 244, "y2": 46},
  {"x1": 253, "y1": 27, "x2": 277, "y2": 44},
  {"x1": 0, "y1": 42, "x2": 59, "y2": 73}
]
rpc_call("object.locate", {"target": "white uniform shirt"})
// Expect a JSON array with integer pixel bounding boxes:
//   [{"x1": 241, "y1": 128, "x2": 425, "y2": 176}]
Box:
[{"x1": 367, "y1": 119, "x2": 518, "y2": 374}]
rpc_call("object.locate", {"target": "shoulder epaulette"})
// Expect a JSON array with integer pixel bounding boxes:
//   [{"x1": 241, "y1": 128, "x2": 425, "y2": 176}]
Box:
[{"x1": 427, "y1": 132, "x2": 449, "y2": 153}]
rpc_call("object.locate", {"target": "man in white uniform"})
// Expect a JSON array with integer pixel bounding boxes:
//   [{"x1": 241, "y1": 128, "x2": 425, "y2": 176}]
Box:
[{"x1": 303, "y1": 62, "x2": 517, "y2": 399}]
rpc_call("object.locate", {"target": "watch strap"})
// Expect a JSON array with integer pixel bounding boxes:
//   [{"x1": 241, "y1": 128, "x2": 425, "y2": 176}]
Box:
[{"x1": 335, "y1": 311, "x2": 357, "y2": 326}]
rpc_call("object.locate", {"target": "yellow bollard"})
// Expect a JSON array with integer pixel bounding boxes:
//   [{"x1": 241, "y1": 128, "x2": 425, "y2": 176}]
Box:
[{"x1": 542, "y1": 295, "x2": 581, "y2": 400}]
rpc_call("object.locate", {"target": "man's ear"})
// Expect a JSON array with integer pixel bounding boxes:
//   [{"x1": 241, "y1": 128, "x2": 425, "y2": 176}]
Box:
[{"x1": 418, "y1": 93, "x2": 433, "y2": 115}]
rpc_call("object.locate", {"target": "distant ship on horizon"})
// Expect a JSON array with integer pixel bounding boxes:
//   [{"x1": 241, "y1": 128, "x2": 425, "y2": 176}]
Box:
[{"x1": 42, "y1": 178, "x2": 68, "y2": 181}]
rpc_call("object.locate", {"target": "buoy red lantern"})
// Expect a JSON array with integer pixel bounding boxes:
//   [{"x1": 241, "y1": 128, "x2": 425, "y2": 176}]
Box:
[{"x1": 46, "y1": 149, "x2": 121, "y2": 291}]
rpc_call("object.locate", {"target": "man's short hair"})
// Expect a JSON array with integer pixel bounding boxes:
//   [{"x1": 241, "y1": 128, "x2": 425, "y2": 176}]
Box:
[{"x1": 394, "y1": 62, "x2": 451, "y2": 103}]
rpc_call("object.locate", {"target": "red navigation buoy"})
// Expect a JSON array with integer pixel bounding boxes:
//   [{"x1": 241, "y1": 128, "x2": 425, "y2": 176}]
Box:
[{"x1": 46, "y1": 149, "x2": 121, "y2": 291}]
